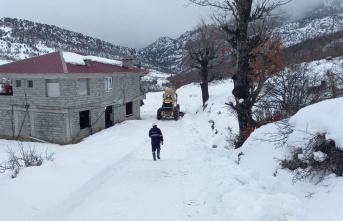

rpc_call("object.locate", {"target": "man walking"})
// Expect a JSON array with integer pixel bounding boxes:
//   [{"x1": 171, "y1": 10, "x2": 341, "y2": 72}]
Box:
[{"x1": 149, "y1": 123, "x2": 164, "y2": 161}]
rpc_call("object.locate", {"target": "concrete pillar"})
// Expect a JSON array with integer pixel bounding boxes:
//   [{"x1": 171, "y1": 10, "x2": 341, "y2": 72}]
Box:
[
  {"x1": 30, "y1": 110, "x2": 35, "y2": 137},
  {"x1": 66, "y1": 108, "x2": 73, "y2": 142}
]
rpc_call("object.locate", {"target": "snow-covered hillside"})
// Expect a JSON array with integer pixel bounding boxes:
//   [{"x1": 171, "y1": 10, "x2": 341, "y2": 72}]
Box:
[
  {"x1": 0, "y1": 17, "x2": 143, "y2": 66},
  {"x1": 1, "y1": 80, "x2": 343, "y2": 221},
  {"x1": 276, "y1": 13, "x2": 343, "y2": 47},
  {"x1": 141, "y1": 69, "x2": 174, "y2": 91},
  {"x1": 1, "y1": 0, "x2": 343, "y2": 73},
  {"x1": 139, "y1": 31, "x2": 194, "y2": 73}
]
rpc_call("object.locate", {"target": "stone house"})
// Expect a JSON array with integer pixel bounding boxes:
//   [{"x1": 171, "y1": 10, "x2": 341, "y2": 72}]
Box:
[{"x1": 0, "y1": 51, "x2": 147, "y2": 144}]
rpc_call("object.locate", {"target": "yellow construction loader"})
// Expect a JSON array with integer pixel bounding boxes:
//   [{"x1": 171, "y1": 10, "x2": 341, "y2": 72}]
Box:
[{"x1": 157, "y1": 89, "x2": 184, "y2": 120}]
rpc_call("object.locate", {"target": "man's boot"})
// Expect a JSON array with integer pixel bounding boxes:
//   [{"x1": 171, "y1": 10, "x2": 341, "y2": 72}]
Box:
[
  {"x1": 152, "y1": 152, "x2": 156, "y2": 161},
  {"x1": 157, "y1": 149, "x2": 160, "y2": 159}
]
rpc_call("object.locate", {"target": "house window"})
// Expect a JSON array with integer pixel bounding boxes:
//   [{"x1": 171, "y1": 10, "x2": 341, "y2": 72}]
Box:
[
  {"x1": 79, "y1": 110, "x2": 90, "y2": 129},
  {"x1": 78, "y1": 78, "x2": 89, "y2": 95},
  {"x1": 27, "y1": 80, "x2": 33, "y2": 88},
  {"x1": 104, "y1": 77, "x2": 112, "y2": 91},
  {"x1": 46, "y1": 79, "x2": 60, "y2": 97},
  {"x1": 16, "y1": 80, "x2": 21, "y2": 87},
  {"x1": 126, "y1": 102, "x2": 133, "y2": 117}
]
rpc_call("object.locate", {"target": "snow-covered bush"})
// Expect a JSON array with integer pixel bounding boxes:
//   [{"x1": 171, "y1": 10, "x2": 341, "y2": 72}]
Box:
[
  {"x1": 0, "y1": 143, "x2": 54, "y2": 178},
  {"x1": 281, "y1": 133, "x2": 343, "y2": 183}
]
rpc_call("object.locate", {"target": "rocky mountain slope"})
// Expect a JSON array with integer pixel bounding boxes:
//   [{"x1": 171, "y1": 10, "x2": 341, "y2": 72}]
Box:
[
  {"x1": 275, "y1": 0, "x2": 343, "y2": 48},
  {"x1": 138, "y1": 31, "x2": 195, "y2": 73},
  {"x1": 0, "y1": 18, "x2": 146, "y2": 67},
  {"x1": 0, "y1": 0, "x2": 343, "y2": 73},
  {"x1": 140, "y1": 0, "x2": 343, "y2": 72}
]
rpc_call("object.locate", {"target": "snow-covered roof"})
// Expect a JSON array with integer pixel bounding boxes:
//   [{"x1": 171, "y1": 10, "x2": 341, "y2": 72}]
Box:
[
  {"x1": 62, "y1": 52, "x2": 122, "y2": 67},
  {"x1": 0, "y1": 51, "x2": 144, "y2": 74}
]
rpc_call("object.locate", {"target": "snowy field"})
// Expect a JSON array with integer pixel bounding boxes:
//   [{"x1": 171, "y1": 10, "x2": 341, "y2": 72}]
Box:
[
  {"x1": 1, "y1": 79, "x2": 343, "y2": 221},
  {"x1": 141, "y1": 69, "x2": 173, "y2": 87}
]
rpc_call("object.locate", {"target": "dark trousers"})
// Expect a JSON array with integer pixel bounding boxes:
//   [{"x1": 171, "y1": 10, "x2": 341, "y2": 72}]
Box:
[{"x1": 151, "y1": 142, "x2": 161, "y2": 152}]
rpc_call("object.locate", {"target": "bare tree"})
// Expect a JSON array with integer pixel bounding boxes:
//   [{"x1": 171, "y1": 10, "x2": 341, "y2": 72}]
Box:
[
  {"x1": 190, "y1": 0, "x2": 289, "y2": 147},
  {"x1": 326, "y1": 70, "x2": 343, "y2": 98},
  {"x1": 258, "y1": 64, "x2": 329, "y2": 118},
  {"x1": 185, "y1": 19, "x2": 227, "y2": 106}
]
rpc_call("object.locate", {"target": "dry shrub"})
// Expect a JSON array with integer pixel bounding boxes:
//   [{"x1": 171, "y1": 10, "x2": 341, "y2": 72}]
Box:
[
  {"x1": 0, "y1": 143, "x2": 55, "y2": 178},
  {"x1": 281, "y1": 133, "x2": 343, "y2": 183},
  {"x1": 255, "y1": 110, "x2": 286, "y2": 125}
]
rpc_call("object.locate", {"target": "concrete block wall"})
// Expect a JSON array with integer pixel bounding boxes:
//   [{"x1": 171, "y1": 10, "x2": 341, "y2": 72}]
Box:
[
  {"x1": 0, "y1": 109, "x2": 14, "y2": 138},
  {"x1": 0, "y1": 73, "x2": 144, "y2": 107},
  {"x1": 0, "y1": 72, "x2": 145, "y2": 144},
  {"x1": 90, "y1": 107, "x2": 105, "y2": 133},
  {"x1": 112, "y1": 104, "x2": 126, "y2": 124},
  {"x1": 16, "y1": 110, "x2": 31, "y2": 138},
  {"x1": 34, "y1": 112, "x2": 67, "y2": 143},
  {"x1": 70, "y1": 110, "x2": 90, "y2": 144},
  {"x1": 69, "y1": 107, "x2": 105, "y2": 144},
  {"x1": 132, "y1": 100, "x2": 141, "y2": 119}
]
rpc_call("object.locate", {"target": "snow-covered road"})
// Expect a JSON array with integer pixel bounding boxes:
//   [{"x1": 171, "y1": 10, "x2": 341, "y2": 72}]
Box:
[
  {"x1": 40, "y1": 120, "x2": 206, "y2": 221},
  {"x1": 4, "y1": 81, "x2": 336, "y2": 221},
  {"x1": 0, "y1": 90, "x2": 210, "y2": 221}
]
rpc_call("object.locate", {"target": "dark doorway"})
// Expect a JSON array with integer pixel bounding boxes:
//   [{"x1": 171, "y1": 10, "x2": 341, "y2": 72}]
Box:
[
  {"x1": 126, "y1": 102, "x2": 133, "y2": 117},
  {"x1": 79, "y1": 110, "x2": 90, "y2": 129},
  {"x1": 105, "y1": 106, "x2": 113, "y2": 128}
]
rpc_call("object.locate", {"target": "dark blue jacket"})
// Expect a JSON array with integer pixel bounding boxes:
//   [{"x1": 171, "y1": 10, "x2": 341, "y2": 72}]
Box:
[{"x1": 149, "y1": 126, "x2": 163, "y2": 144}]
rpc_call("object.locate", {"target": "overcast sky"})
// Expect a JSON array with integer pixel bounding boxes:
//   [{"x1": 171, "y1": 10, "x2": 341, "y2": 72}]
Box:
[{"x1": 1, "y1": 0, "x2": 323, "y2": 49}]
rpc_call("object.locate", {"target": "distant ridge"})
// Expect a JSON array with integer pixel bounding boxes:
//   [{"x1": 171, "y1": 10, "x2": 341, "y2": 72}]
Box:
[{"x1": 1, "y1": 0, "x2": 343, "y2": 73}]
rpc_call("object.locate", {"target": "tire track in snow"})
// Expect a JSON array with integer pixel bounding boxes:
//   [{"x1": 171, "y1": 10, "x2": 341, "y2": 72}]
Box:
[
  {"x1": 30, "y1": 115, "x2": 210, "y2": 221},
  {"x1": 61, "y1": 119, "x2": 190, "y2": 221},
  {"x1": 29, "y1": 144, "x2": 143, "y2": 221}
]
